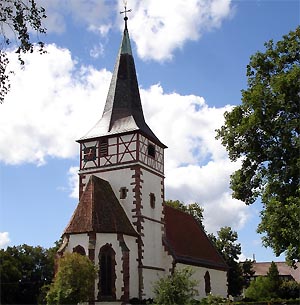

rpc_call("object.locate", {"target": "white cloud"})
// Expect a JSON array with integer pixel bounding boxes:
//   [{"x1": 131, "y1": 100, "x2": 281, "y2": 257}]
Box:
[
  {"x1": 0, "y1": 45, "x2": 111, "y2": 165},
  {"x1": 39, "y1": 0, "x2": 112, "y2": 34},
  {"x1": 123, "y1": 0, "x2": 234, "y2": 61},
  {"x1": 39, "y1": 1, "x2": 233, "y2": 62},
  {"x1": 0, "y1": 232, "x2": 10, "y2": 248},
  {"x1": 68, "y1": 166, "x2": 79, "y2": 199},
  {"x1": 238, "y1": 253, "x2": 253, "y2": 262},
  {"x1": 90, "y1": 43, "x2": 105, "y2": 59}
]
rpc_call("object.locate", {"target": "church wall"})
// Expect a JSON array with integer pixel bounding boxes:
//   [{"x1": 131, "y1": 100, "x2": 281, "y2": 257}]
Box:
[
  {"x1": 176, "y1": 263, "x2": 228, "y2": 299},
  {"x1": 94, "y1": 233, "x2": 122, "y2": 299},
  {"x1": 64, "y1": 233, "x2": 139, "y2": 301},
  {"x1": 140, "y1": 169, "x2": 163, "y2": 218},
  {"x1": 209, "y1": 268, "x2": 227, "y2": 297},
  {"x1": 66, "y1": 233, "x2": 89, "y2": 254},
  {"x1": 94, "y1": 233, "x2": 140, "y2": 300},
  {"x1": 142, "y1": 219, "x2": 164, "y2": 268},
  {"x1": 123, "y1": 235, "x2": 139, "y2": 298},
  {"x1": 142, "y1": 268, "x2": 165, "y2": 299}
]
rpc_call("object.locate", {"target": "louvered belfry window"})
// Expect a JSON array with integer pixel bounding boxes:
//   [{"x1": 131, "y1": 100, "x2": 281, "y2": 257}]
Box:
[{"x1": 99, "y1": 138, "x2": 108, "y2": 156}]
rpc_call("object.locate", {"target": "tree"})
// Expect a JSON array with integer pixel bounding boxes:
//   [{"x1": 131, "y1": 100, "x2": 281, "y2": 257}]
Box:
[
  {"x1": 267, "y1": 261, "x2": 281, "y2": 292},
  {"x1": 165, "y1": 200, "x2": 205, "y2": 230},
  {"x1": 216, "y1": 26, "x2": 300, "y2": 265},
  {"x1": 240, "y1": 259, "x2": 255, "y2": 289},
  {"x1": 0, "y1": 249, "x2": 21, "y2": 304},
  {"x1": 279, "y1": 280, "x2": 300, "y2": 299},
  {"x1": 245, "y1": 276, "x2": 275, "y2": 301},
  {"x1": 0, "y1": 244, "x2": 56, "y2": 304},
  {"x1": 46, "y1": 252, "x2": 97, "y2": 305},
  {"x1": 0, "y1": 0, "x2": 46, "y2": 103},
  {"x1": 209, "y1": 226, "x2": 243, "y2": 296},
  {"x1": 153, "y1": 267, "x2": 198, "y2": 305}
]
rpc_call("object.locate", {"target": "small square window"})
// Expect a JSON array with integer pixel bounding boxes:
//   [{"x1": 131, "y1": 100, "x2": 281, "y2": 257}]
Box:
[
  {"x1": 120, "y1": 187, "x2": 128, "y2": 199},
  {"x1": 150, "y1": 193, "x2": 155, "y2": 209},
  {"x1": 148, "y1": 143, "x2": 155, "y2": 158}
]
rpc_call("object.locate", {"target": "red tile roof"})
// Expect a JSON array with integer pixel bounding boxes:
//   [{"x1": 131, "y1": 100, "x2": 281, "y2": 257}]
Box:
[
  {"x1": 64, "y1": 175, "x2": 137, "y2": 237},
  {"x1": 164, "y1": 205, "x2": 228, "y2": 271}
]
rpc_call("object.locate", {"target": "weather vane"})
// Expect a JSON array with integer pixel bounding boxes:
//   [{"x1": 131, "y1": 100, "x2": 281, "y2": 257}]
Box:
[{"x1": 120, "y1": 0, "x2": 132, "y2": 29}]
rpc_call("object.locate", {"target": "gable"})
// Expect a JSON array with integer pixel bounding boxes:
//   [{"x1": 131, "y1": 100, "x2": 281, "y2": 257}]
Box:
[{"x1": 64, "y1": 175, "x2": 137, "y2": 237}]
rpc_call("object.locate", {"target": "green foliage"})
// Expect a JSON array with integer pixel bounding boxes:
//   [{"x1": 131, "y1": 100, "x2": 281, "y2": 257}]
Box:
[
  {"x1": 245, "y1": 262, "x2": 297, "y2": 301},
  {"x1": 165, "y1": 200, "x2": 205, "y2": 230},
  {"x1": 46, "y1": 252, "x2": 97, "y2": 305},
  {"x1": 257, "y1": 196, "x2": 300, "y2": 266},
  {"x1": 0, "y1": 0, "x2": 47, "y2": 103},
  {"x1": 245, "y1": 276, "x2": 276, "y2": 300},
  {"x1": 209, "y1": 227, "x2": 243, "y2": 296},
  {"x1": 0, "y1": 249, "x2": 22, "y2": 304},
  {"x1": 153, "y1": 267, "x2": 198, "y2": 305},
  {"x1": 216, "y1": 26, "x2": 300, "y2": 264},
  {"x1": 240, "y1": 259, "x2": 255, "y2": 288},
  {"x1": 198, "y1": 294, "x2": 227, "y2": 305},
  {"x1": 279, "y1": 280, "x2": 300, "y2": 299},
  {"x1": 0, "y1": 244, "x2": 56, "y2": 304},
  {"x1": 267, "y1": 261, "x2": 281, "y2": 291}
]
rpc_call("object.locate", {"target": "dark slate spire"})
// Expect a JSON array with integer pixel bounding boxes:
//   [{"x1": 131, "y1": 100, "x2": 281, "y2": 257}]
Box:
[{"x1": 79, "y1": 15, "x2": 166, "y2": 148}]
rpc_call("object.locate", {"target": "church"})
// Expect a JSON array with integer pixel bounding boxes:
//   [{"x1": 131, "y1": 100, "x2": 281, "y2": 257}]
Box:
[{"x1": 58, "y1": 12, "x2": 228, "y2": 305}]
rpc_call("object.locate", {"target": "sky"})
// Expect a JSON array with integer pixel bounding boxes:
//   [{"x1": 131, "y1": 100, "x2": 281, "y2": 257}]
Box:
[{"x1": 0, "y1": 0, "x2": 299, "y2": 262}]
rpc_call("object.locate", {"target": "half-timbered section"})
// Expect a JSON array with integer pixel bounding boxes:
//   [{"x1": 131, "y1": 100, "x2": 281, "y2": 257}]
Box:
[
  {"x1": 80, "y1": 133, "x2": 139, "y2": 170},
  {"x1": 80, "y1": 132, "x2": 164, "y2": 175},
  {"x1": 138, "y1": 134, "x2": 164, "y2": 174}
]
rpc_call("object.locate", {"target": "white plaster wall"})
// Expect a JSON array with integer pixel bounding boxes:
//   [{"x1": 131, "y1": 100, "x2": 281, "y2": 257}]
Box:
[
  {"x1": 142, "y1": 268, "x2": 165, "y2": 299},
  {"x1": 123, "y1": 235, "x2": 139, "y2": 298},
  {"x1": 141, "y1": 170, "x2": 163, "y2": 221},
  {"x1": 176, "y1": 263, "x2": 228, "y2": 299},
  {"x1": 66, "y1": 233, "x2": 89, "y2": 254},
  {"x1": 142, "y1": 220, "x2": 164, "y2": 268},
  {"x1": 161, "y1": 247, "x2": 174, "y2": 274},
  {"x1": 140, "y1": 170, "x2": 164, "y2": 268}
]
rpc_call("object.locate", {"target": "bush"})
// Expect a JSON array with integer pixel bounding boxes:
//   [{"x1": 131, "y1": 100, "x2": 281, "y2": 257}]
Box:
[
  {"x1": 198, "y1": 294, "x2": 228, "y2": 305},
  {"x1": 279, "y1": 280, "x2": 300, "y2": 299},
  {"x1": 153, "y1": 267, "x2": 198, "y2": 305},
  {"x1": 245, "y1": 276, "x2": 277, "y2": 301},
  {"x1": 46, "y1": 253, "x2": 97, "y2": 305}
]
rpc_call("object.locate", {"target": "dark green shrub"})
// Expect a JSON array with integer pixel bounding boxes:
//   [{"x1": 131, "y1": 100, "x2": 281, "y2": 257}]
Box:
[
  {"x1": 199, "y1": 294, "x2": 227, "y2": 305},
  {"x1": 279, "y1": 280, "x2": 300, "y2": 299}
]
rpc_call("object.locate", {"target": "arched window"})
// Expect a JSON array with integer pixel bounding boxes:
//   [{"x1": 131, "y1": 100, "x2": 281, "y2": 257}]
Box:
[
  {"x1": 73, "y1": 245, "x2": 86, "y2": 255},
  {"x1": 204, "y1": 271, "x2": 211, "y2": 295},
  {"x1": 98, "y1": 244, "x2": 116, "y2": 300}
]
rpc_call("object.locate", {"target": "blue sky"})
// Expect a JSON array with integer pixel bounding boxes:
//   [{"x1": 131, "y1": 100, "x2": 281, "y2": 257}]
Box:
[{"x1": 0, "y1": 0, "x2": 299, "y2": 262}]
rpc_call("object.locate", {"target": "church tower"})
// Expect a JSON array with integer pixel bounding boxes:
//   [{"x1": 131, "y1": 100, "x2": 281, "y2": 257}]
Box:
[
  {"x1": 60, "y1": 8, "x2": 229, "y2": 304},
  {"x1": 61, "y1": 9, "x2": 168, "y2": 303}
]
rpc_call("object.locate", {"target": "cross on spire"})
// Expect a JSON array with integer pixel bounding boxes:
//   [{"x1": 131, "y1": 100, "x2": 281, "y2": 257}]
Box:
[{"x1": 120, "y1": 4, "x2": 132, "y2": 30}]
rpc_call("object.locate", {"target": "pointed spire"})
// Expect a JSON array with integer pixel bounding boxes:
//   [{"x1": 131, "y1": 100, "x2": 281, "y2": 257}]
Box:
[{"x1": 79, "y1": 9, "x2": 166, "y2": 148}]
